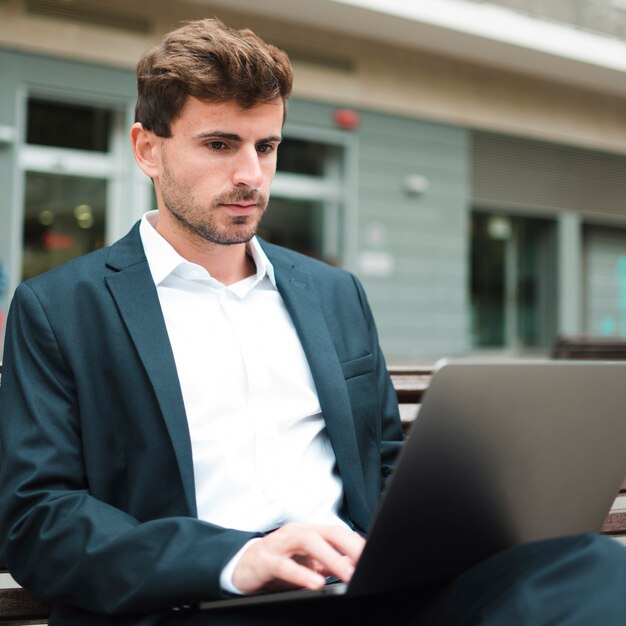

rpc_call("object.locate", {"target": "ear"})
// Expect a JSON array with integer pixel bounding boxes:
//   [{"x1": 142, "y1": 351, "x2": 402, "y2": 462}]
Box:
[{"x1": 130, "y1": 123, "x2": 160, "y2": 179}]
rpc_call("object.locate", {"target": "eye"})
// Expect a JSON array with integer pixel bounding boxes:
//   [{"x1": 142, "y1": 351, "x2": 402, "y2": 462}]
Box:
[
  {"x1": 207, "y1": 141, "x2": 228, "y2": 151},
  {"x1": 256, "y1": 143, "x2": 275, "y2": 155}
]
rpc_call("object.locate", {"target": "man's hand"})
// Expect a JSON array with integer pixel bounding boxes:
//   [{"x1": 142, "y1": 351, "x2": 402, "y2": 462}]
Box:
[{"x1": 231, "y1": 523, "x2": 365, "y2": 594}]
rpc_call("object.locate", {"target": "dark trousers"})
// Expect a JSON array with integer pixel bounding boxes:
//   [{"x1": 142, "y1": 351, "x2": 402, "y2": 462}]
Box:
[{"x1": 165, "y1": 533, "x2": 626, "y2": 626}]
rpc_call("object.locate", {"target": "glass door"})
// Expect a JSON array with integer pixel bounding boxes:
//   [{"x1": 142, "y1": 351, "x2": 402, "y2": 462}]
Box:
[
  {"x1": 470, "y1": 211, "x2": 557, "y2": 351},
  {"x1": 268, "y1": 134, "x2": 345, "y2": 266}
]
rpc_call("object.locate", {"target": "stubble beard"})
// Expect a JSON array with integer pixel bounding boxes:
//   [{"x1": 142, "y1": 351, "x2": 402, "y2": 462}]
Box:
[{"x1": 160, "y1": 162, "x2": 268, "y2": 246}]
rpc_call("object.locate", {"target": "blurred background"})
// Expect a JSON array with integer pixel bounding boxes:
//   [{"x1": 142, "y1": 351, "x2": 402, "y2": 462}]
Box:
[{"x1": 1, "y1": 0, "x2": 625, "y2": 363}]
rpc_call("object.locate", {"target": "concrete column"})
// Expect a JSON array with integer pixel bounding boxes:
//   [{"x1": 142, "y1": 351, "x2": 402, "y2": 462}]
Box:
[{"x1": 557, "y1": 212, "x2": 582, "y2": 336}]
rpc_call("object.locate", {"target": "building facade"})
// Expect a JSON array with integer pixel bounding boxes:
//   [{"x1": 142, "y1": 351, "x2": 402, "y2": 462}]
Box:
[{"x1": 1, "y1": 0, "x2": 626, "y2": 362}]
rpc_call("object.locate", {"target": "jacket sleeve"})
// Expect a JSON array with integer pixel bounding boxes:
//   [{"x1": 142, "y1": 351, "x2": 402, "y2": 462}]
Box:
[
  {"x1": 350, "y1": 274, "x2": 404, "y2": 485},
  {"x1": 0, "y1": 283, "x2": 260, "y2": 616}
]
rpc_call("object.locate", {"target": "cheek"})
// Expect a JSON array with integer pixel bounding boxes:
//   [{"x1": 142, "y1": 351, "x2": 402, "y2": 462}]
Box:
[
  {"x1": 183, "y1": 165, "x2": 224, "y2": 193},
  {"x1": 261, "y1": 161, "x2": 277, "y2": 184},
  {"x1": 172, "y1": 148, "x2": 216, "y2": 178}
]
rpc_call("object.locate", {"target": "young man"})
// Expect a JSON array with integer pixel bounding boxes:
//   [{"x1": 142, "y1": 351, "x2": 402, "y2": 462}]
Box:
[{"x1": 0, "y1": 18, "x2": 624, "y2": 626}]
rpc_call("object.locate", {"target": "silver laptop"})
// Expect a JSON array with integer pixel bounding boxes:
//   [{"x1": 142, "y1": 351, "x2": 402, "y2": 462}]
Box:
[{"x1": 200, "y1": 360, "x2": 626, "y2": 609}]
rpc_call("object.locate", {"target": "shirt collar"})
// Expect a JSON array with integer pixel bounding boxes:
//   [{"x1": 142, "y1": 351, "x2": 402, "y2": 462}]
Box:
[
  {"x1": 139, "y1": 210, "x2": 276, "y2": 289},
  {"x1": 247, "y1": 233, "x2": 277, "y2": 289}
]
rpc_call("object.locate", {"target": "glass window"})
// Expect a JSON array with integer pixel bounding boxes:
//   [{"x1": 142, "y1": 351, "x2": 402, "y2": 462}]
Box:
[
  {"x1": 277, "y1": 138, "x2": 339, "y2": 176},
  {"x1": 259, "y1": 198, "x2": 334, "y2": 264},
  {"x1": 271, "y1": 135, "x2": 345, "y2": 265},
  {"x1": 470, "y1": 211, "x2": 557, "y2": 350},
  {"x1": 27, "y1": 98, "x2": 112, "y2": 152},
  {"x1": 471, "y1": 213, "x2": 507, "y2": 347},
  {"x1": 22, "y1": 172, "x2": 106, "y2": 280}
]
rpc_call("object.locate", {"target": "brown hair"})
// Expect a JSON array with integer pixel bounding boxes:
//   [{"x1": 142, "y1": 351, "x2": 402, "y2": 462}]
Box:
[{"x1": 135, "y1": 18, "x2": 293, "y2": 137}]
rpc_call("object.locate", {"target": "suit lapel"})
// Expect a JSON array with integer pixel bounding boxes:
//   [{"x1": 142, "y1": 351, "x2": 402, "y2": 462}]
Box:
[
  {"x1": 104, "y1": 225, "x2": 197, "y2": 516},
  {"x1": 268, "y1": 251, "x2": 370, "y2": 528}
]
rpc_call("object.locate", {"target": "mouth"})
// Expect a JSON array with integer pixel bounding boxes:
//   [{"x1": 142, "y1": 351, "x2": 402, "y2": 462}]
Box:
[{"x1": 221, "y1": 203, "x2": 258, "y2": 216}]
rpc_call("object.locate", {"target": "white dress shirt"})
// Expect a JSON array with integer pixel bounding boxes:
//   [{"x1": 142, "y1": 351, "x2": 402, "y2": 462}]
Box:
[{"x1": 139, "y1": 212, "x2": 347, "y2": 590}]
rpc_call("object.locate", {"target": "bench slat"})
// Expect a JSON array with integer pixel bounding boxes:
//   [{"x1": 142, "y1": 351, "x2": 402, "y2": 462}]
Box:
[
  {"x1": 388, "y1": 367, "x2": 432, "y2": 393},
  {"x1": 0, "y1": 587, "x2": 52, "y2": 622},
  {"x1": 551, "y1": 336, "x2": 626, "y2": 360},
  {"x1": 602, "y1": 511, "x2": 626, "y2": 535}
]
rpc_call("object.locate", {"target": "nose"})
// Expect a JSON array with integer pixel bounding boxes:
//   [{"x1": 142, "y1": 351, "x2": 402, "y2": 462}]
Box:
[{"x1": 232, "y1": 147, "x2": 264, "y2": 189}]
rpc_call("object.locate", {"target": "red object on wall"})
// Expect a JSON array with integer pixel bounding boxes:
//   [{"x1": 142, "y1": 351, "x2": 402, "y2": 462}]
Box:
[
  {"x1": 334, "y1": 108, "x2": 360, "y2": 130},
  {"x1": 42, "y1": 231, "x2": 75, "y2": 251}
]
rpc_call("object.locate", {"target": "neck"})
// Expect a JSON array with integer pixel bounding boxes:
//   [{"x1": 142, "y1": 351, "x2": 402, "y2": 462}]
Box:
[{"x1": 184, "y1": 240, "x2": 257, "y2": 286}]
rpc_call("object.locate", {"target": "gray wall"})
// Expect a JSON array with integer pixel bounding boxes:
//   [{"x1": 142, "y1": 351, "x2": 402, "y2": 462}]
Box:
[
  {"x1": 286, "y1": 99, "x2": 471, "y2": 363},
  {"x1": 356, "y1": 110, "x2": 470, "y2": 362}
]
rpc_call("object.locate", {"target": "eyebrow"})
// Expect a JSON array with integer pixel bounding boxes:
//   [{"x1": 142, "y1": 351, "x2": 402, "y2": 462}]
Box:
[{"x1": 193, "y1": 131, "x2": 282, "y2": 143}]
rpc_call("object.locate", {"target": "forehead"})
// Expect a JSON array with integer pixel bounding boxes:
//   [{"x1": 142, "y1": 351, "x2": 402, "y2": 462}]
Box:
[{"x1": 171, "y1": 97, "x2": 284, "y2": 136}]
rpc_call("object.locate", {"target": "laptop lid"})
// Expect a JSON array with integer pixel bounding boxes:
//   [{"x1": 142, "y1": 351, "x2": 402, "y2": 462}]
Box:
[{"x1": 349, "y1": 360, "x2": 626, "y2": 596}]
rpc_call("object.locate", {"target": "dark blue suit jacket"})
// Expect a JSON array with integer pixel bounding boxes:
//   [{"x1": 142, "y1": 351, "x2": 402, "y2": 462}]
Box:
[{"x1": 0, "y1": 223, "x2": 403, "y2": 625}]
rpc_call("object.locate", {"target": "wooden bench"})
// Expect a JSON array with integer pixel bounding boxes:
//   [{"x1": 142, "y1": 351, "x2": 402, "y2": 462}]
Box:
[
  {"x1": 551, "y1": 335, "x2": 626, "y2": 360},
  {"x1": 0, "y1": 364, "x2": 624, "y2": 623}
]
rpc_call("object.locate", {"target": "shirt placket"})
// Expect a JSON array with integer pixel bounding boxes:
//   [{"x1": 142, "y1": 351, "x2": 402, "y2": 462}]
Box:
[{"x1": 219, "y1": 288, "x2": 280, "y2": 502}]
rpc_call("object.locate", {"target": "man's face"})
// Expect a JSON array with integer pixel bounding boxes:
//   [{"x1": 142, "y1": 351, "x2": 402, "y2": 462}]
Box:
[{"x1": 153, "y1": 97, "x2": 284, "y2": 245}]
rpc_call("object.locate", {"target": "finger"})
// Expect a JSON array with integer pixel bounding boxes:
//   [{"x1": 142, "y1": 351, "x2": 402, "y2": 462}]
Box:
[
  {"x1": 314, "y1": 525, "x2": 366, "y2": 565},
  {"x1": 292, "y1": 555, "x2": 331, "y2": 577},
  {"x1": 271, "y1": 554, "x2": 327, "y2": 590},
  {"x1": 289, "y1": 531, "x2": 357, "y2": 583}
]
